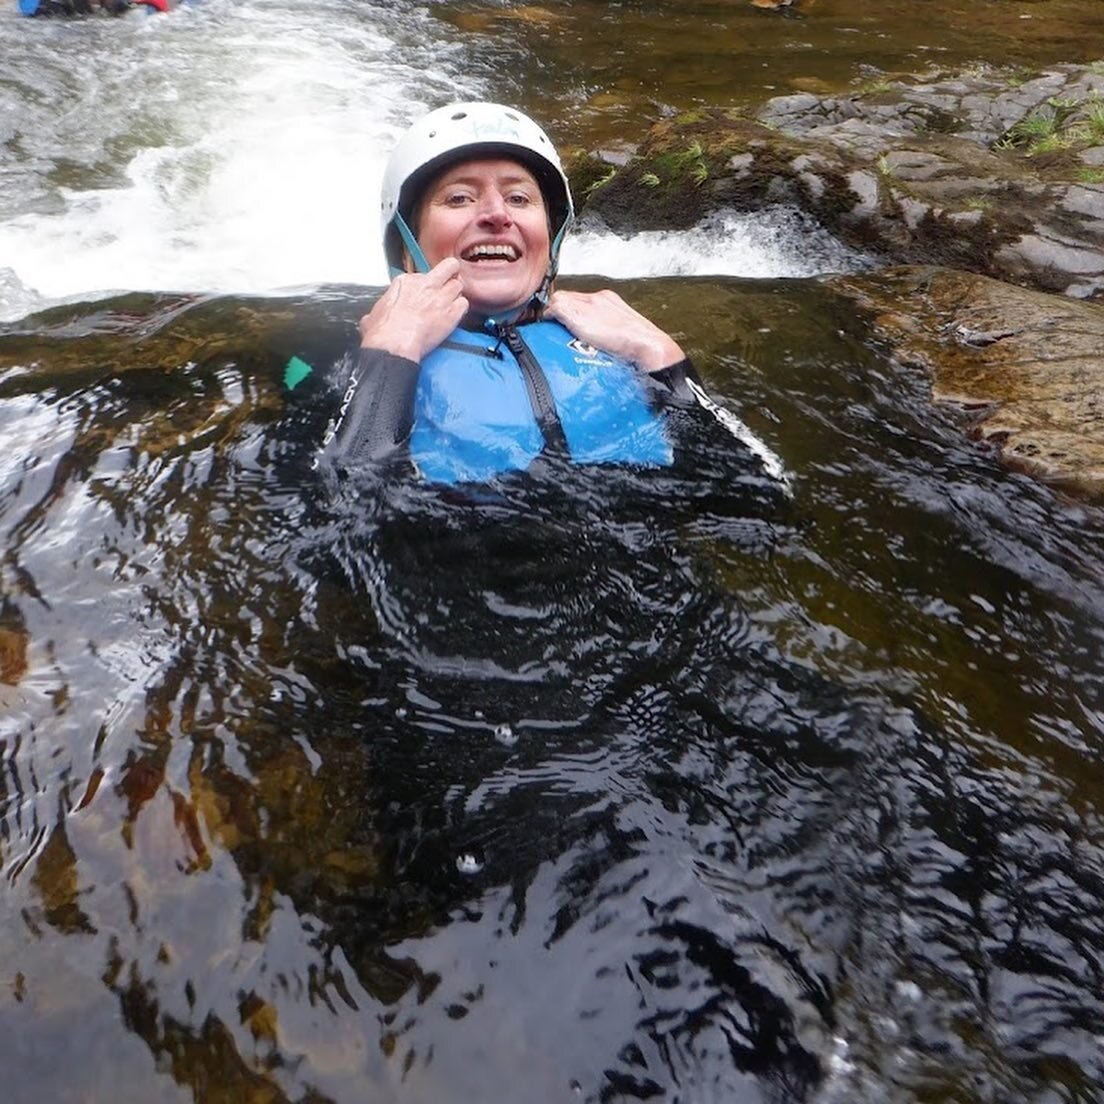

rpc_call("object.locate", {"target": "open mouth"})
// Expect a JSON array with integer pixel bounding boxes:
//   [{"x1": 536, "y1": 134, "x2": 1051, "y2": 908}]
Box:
[{"x1": 461, "y1": 243, "x2": 518, "y2": 262}]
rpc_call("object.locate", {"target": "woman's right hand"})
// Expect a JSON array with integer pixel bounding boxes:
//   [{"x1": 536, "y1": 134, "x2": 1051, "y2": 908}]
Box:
[{"x1": 358, "y1": 257, "x2": 468, "y2": 362}]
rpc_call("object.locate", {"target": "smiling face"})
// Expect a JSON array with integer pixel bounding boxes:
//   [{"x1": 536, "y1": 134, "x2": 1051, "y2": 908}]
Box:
[{"x1": 414, "y1": 157, "x2": 551, "y2": 320}]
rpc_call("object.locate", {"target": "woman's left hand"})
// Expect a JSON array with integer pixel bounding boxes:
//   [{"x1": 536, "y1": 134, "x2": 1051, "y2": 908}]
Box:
[{"x1": 545, "y1": 289, "x2": 685, "y2": 373}]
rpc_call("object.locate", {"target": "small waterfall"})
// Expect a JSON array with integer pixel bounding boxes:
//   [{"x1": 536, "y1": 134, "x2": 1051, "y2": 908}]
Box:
[
  {"x1": 0, "y1": 0, "x2": 861, "y2": 323},
  {"x1": 0, "y1": 0, "x2": 475, "y2": 316}
]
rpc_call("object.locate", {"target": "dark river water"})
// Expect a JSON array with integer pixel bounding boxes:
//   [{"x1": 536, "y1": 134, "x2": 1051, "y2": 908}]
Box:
[{"x1": 4, "y1": 3, "x2": 1104, "y2": 1103}]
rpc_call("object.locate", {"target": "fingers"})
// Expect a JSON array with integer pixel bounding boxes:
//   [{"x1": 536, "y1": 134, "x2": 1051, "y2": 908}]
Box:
[
  {"x1": 543, "y1": 289, "x2": 580, "y2": 327},
  {"x1": 357, "y1": 262, "x2": 469, "y2": 360},
  {"x1": 546, "y1": 289, "x2": 683, "y2": 372},
  {"x1": 427, "y1": 256, "x2": 462, "y2": 283},
  {"x1": 548, "y1": 288, "x2": 623, "y2": 308},
  {"x1": 546, "y1": 288, "x2": 627, "y2": 323},
  {"x1": 545, "y1": 288, "x2": 631, "y2": 334}
]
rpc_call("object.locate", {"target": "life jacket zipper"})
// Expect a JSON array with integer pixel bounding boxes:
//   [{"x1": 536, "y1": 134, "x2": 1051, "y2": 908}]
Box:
[
  {"x1": 496, "y1": 322, "x2": 568, "y2": 455},
  {"x1": 438, "y1": 337, "x2": 504, "y2": 359}
]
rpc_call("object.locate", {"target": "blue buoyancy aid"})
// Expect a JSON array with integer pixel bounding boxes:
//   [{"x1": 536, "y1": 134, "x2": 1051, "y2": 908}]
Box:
[{"x1": 409, "y1": 320, "x2": 674, "y2": 485}]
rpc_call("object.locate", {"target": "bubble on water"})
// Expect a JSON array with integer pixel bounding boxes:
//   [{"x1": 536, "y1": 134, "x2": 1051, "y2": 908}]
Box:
[
  {"x1": 455, "y1": 852, "x2": 484, "y2": 876},
  {"x1": 895, "y1": 980, "x2": 923, "y2": 1002},
  {"x1": 493, "y1": 722, "x2": 518, "y2": 747},
  {"x1": 395, "y1": 706, "x2": 407, "y2": 719}
]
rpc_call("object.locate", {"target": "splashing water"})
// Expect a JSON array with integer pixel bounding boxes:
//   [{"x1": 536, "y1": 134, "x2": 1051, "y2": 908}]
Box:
[{"x1": 0, "y1": 0, "x2": 864, "y2": 321}]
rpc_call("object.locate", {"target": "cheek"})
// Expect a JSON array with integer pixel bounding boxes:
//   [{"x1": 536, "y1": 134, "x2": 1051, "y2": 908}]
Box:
[
  {"x1": 522, "y1": 218, "x2": 551, "y2": 260},
  {"x1": 418, "y1": 212, "x2": 465, "y2": 263}
]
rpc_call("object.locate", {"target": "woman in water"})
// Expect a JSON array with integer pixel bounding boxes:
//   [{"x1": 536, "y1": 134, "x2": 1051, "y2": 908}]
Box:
[{"x1": 319, "y1": 102, "x2": 725, "y2": 487}]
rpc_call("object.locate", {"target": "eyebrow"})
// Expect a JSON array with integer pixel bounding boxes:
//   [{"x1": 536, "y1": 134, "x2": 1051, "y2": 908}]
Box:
[{"x1": 432, "y1": 171, "x2": 539, "y2": 191}]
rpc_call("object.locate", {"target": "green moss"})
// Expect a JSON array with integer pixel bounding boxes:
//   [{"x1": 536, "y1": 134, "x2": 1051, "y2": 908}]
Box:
[
  {"x1": 857, "y1": 78, "x2": 893, "y2": 97},
  {"x1": 641, "y1": 140, "x2": 713, "y2": 190},
  {"x1": 1003, "y1": 68, "x2": 1034, "y2": 89},
  {"x1": 563, "y1": 150, "x2": 620, "y2": 205},
  {"x1": 584, "y1": 166, "x2": 617, "y2": 196},
  {"x1": 1000, "y1": 96, "x2": 1093, "y2": 157},
  {"x1": 1078, "y1": 98, "x2": 1104, "y2": 144},
  {"x1": 1028, "y1": 132, "x2": 1077, "y2": 156}
]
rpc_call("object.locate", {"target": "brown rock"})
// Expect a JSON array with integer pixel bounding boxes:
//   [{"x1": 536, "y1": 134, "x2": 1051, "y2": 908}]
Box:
[{"x1": 827, "y1": 265, "x2": 1104, "y2": 495}]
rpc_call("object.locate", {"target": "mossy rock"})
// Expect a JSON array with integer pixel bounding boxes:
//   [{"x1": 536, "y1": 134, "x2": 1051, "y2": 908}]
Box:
[{"x1": 578, "y1": 110, "x2": 811, "y2": 231}]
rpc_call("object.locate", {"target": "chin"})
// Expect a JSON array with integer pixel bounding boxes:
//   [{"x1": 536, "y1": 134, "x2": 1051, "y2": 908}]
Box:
[
  {"x1": 471, "y1": 297, "x2": 522, "y2": 313},
  {"x1": 467, "y1": 288, "x2": 540, "y2": 319}
]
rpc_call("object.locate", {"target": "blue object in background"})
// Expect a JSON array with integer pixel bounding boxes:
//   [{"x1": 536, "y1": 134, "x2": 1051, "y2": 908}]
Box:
[{"x1": 19, "y1": 0, "x2": 42, "y2": 15}]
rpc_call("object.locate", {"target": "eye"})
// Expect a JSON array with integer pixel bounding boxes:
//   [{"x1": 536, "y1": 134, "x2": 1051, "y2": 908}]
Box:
[
  {"x1": 506, "y1": 191, "x2": 534, "y2": 206},
  {"x1": 443, "y1": 191, "x2": 473, "y2": 206}
]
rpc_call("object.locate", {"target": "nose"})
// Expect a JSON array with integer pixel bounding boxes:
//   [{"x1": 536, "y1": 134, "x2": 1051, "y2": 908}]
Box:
[{"x1": 475, "y1": 189, "x2": 512, "y2": 227}]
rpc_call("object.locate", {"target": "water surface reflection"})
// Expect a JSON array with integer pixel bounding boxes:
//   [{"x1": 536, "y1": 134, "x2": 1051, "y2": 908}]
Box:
[{"x1": 1, "y1": 279, "x2": 1103, "y2": 1102}]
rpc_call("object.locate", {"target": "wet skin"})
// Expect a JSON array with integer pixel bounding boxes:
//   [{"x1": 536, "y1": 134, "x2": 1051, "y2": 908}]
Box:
[
  {"x1": 359, "y1": 155, "x2": 684, "y2": 371},
  {"x1": 415, "y1": 158, "x2": 551, "y2": 320}
]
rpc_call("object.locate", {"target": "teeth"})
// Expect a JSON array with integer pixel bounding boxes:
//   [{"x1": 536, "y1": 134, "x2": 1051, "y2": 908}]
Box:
[{"x1": 464, "y1": 244, "x2": 517, "y2": 260}]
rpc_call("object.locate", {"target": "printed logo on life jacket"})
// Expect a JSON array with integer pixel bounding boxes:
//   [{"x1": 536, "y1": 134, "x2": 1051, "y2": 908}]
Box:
[{"x1": 567, "y1": 338, "x2": 612, "y2": 366}]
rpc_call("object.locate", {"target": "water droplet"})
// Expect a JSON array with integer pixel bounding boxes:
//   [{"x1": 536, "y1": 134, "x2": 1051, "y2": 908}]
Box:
[
  {"x1": 493, "y1": 722, "x2": 517, "y2": 747},
  {"x1": 395, "y1": 706, "x2": 407, "y2": 719},
  {"x1": 895, "y1": 980, "x2": 923, "y2": 1002},
  {"x1": 456, "y1": 852, "x2": 484, "y2": 876}
]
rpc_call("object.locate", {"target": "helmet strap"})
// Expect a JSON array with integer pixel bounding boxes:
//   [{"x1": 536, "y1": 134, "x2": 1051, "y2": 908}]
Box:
[
  {"x1": 533, "y1": 224, "x2": 568, "y2": 306},
  {"x1": 534, "y1": 272, "x2": 554, "y2": 308},
  {"x1": 391, "y1": 213, "x2": 566, "y2": 314},
  {"x1": 391, "y1": 212, "x2": 430, "y2": 277},
  {"x1": 550, "y1": 219, "x2": 569, "y2": 263}
]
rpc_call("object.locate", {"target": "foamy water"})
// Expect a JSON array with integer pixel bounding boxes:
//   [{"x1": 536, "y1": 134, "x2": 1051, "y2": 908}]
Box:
[
  {"x1": 0, "y1": 0, "x2": 862, "y2": 322},
  {"x1": 563, "y1": 208, "x2": 866, "y2": 280}
]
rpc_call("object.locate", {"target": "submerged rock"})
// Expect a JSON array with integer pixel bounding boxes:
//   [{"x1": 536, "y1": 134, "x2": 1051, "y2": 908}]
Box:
[{"x1": 826, "y1": 265, "x2": 1104, "y2": 495}]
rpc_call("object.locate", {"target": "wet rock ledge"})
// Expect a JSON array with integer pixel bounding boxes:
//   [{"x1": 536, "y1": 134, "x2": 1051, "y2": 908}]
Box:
[
  {"x1": 574, "y1": 61, "x2": 1104, "y2": 299},
  {"x1": 828, "y1": 265, "x2": 1104, "y2": 496},
  {"x1": 570, "y1": 61, "x2": 1104, "y2": 495}
]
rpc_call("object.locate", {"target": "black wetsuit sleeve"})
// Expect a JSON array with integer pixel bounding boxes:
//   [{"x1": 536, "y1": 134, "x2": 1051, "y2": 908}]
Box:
[
  {"x1": 319, "y1": 347, "x2": 420, "y2": 468},
  {"x1": 643, "y1": 356, "x2": 791, "y2": 508},
  {"x1": 646, "y1": 357, "x2": 699, "y2": 403}
]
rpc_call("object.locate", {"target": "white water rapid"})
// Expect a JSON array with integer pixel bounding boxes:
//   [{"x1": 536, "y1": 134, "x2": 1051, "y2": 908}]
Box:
[{"x1": 0, "y1": 0, "x2": 862, "y2": 322}]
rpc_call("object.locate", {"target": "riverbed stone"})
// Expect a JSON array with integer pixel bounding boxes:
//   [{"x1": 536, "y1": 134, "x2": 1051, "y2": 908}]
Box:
[
  {"x1": 1060, "y1": 184, "x2": 1104, "y2": 219},
  {"x1": 825, "y1": 265, "x2": 1104, "y2": 495},
  {"x1": 880, "y1": 150, "x2": 956, "y2": 181},
  {"x1": 568, "y1": 61, "x2": 1104, "y2": 497},
  {"x1": 846, "y1": 170, "x2": 880, "y2": 216},
  {"x1": 997, "y1": 233, "x2": 1104, "y2": 280}
]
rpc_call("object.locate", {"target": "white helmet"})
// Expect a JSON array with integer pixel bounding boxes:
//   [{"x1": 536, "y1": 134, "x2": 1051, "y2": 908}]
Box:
[{"x1": 380, "y1": 102, "x2": 574, "y2": 286}]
